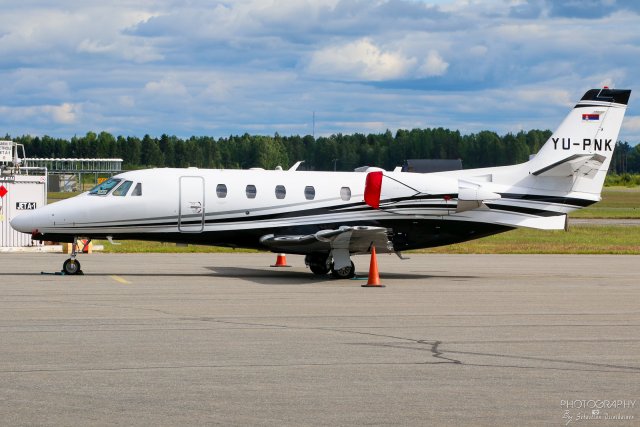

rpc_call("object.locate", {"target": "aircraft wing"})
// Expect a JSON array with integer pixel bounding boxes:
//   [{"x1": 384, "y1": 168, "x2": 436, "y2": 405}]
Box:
[{"x1": 259, "y1": 226, "x2": 392, "y2": 255}]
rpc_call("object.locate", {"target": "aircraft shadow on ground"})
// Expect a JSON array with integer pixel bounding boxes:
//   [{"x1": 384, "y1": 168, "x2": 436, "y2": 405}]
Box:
[
  {"x1": 205, "y1": 267, "x2": 470, "y2": 284},
  {"x1": 0, "y1": 268, "x2": 476, "y2": 285}
]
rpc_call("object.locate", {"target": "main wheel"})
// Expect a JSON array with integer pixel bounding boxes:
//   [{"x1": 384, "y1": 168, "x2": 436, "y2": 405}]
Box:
[
  {"x1": 306, "y1": 254, "x2": 330, "y2": 275},
  {"x1": 331, "y1": 261, "x2": 355, "y2": 279},
  {"x1": 62, "y1": 258, "x2": 81, "y2": 275}
]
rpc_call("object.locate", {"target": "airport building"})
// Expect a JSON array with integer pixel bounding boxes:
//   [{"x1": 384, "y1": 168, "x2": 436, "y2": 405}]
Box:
[{"x1": 0, "y1": 140, "x2": 122, "y2": 248}]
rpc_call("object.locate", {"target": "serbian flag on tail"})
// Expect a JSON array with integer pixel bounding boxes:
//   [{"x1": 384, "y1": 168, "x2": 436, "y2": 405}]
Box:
[{"x1": 582, "y1": 113, "x2": 600, "y2": 121}]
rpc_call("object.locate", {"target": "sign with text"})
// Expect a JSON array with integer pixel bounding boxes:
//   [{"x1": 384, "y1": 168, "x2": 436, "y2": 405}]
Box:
[
  {"x1": 0, "y1": 140, "x2": 13, "y2": 162},
  {"x1": 16, "y1": 201, "x2": 37, "y2": 210}
]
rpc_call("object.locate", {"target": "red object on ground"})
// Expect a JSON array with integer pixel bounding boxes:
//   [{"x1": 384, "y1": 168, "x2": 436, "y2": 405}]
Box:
[
  {"x1": 271, "y1": 253, "x2": 291, "y2": 267},
  {"x1": 362, "y1": 245, "x2": 385, "y2": 288}
]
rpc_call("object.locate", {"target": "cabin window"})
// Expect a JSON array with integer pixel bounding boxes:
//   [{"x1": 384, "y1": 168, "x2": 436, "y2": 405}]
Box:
[
  {"x1": 131, "y1": 183, "x2": 142, "y2": 196},
  {"x1": 89, "y1": 178, "x2": 121, "y2": 196},
  {"x1": 304, "y1": 186, "x2": 315, "y2": 200},
  {"x1": 216, "y1": 184, "x2": 227, "y2": 198},
  {"x1": 340, "y1": 186, "x2": 351, "y2": 201},
  {"x1": 246, "y1": 185, "x2": 257, "y2": 199},
  {"x1": 275, "y1": 185, "x2": 286, "y2": 199},
  {"x1": 112, "y1": 180, "x2": 133, "y2": 196}
]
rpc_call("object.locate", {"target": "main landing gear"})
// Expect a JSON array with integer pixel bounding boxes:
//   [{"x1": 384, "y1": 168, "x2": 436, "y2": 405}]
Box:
[
  {"x1": 305, "y1": 253, "x2": 356, "y2": 279},
  {"x1": 62, "y1": 237, "x2": 86, "y2": 275}
]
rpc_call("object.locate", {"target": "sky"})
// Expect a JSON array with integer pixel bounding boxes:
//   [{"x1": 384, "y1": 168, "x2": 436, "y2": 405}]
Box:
[{"x1": 1, "y1": 0, "x2": 640, "y2": 143}]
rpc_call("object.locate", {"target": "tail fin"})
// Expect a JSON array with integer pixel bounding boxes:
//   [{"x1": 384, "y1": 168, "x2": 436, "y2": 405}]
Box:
[{"x1": 527, "y1": 88, "x2": 631, "y2": 195}]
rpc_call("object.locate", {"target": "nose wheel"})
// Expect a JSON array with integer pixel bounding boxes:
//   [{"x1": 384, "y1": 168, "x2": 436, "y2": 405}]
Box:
[
  {"x1": 62, "y1": 237, "x2": 85, "y2": 275},
  {"x1": 63, "y1": 258, "x2": 82, "y2": 275}
]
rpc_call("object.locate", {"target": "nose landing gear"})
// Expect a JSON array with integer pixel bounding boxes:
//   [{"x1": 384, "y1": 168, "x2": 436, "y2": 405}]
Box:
[{"x1": 62, "y1": 237, "x2": 86, "y2": 275}]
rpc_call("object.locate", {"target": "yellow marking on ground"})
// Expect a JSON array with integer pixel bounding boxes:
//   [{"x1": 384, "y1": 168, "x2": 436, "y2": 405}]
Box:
[{"x1": 110, "y1": 275, "x2": 131, "y2": 284}]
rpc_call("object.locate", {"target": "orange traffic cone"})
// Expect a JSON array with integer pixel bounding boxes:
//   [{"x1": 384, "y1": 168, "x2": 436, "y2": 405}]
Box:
[
  {"x1": 362, "y1": 245, "x2": 384, "y2": 287},
  {"x1": 271, "y1": 253, "x2": 291, "y2": 267}
]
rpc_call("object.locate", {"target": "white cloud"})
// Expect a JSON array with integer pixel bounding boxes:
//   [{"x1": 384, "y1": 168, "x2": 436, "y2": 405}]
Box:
[
  {"x1": 77, "y1": 39, "x2": 116, "y2": 54},
  {"x1": 0, "y1": 0, "x2": 638, "y2": 143},
  {"x1": 307, "y1": 38, "x2": 416, "y2": 81},
  {"x1": 46, "y1": 103, "x2": 80, "y2": 124},
  {"x1": 417, "y1": 51, "x2": 449, "y2": 77},
  {"x1": 144, "y1": 78, "x2": 188, "y2": 96},
  {"x1": 203, "y1": 80, "x2": 233, "y2": 101},
  {"x1": 516, "y1": 88, "x2": 573, "y2": 107},
  {"x1": 0, "y1": 103, "x2": 80, "y2": 125},
  {"x1": 118, "y1": 96, "x2": 135, "y2": 108},
  {"x1": 622, "y1": 116, "x2": 640, "y2": 132}
]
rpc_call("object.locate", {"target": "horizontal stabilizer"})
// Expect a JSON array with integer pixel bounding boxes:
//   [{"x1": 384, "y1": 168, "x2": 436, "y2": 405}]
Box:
[
  {"x1": 455, "y1": 211, "x2": 567, "y2": 230},
  {"x1": 532, "y1": 154, "x2": 606, "y2": 178}
]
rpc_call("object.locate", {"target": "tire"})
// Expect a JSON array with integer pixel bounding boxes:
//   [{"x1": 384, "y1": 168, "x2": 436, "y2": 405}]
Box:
[
  {"x1": 63, "y1": 258, "x2": 81, "y2": 275},
  {"x1": 331, "y1": 261, "x2": 355, "y2": 279},
  {"x1": 306, "y1": 254, "x2": 330, "y2": 275},
  {"x1": 309, "y1": 263, "x2": 330, "y2": 275}
]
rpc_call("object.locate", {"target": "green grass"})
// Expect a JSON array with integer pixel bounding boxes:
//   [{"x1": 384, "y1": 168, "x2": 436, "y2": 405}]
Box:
[
  {"x1": 418, "y1": 225, "x2": 640, "y2": 254},
  {"x1": 48, "y1": 191, "x2": 81, "y2": 203},
  {"x1": 569, "y1": 187, "x2": 640, "y2": 218},
  {"x1": 95, "y1": 240, "x2": 256, "y2": 254}
]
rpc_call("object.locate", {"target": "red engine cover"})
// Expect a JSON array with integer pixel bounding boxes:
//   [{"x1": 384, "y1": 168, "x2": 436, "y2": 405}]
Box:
[{"x1": 364, "y1": 171, "x2": 383, "y2": 209}]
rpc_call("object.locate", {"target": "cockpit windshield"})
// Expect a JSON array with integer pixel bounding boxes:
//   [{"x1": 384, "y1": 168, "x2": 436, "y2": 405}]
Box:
[
  {"x1": 89, "y1": 178, "x2": 121, "y2": 196},
  {"x1": 113, "y1": 180, "x2": 133, "y2": 196}
]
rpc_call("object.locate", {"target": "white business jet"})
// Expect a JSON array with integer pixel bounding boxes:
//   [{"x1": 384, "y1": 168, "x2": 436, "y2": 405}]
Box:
[{"x1": 11, "y1": 88, "x2": 632, "y2": 277}]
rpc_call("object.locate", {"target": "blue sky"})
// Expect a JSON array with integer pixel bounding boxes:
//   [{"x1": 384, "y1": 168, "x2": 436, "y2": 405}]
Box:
[{"x1": 1, "y1": 0, "x2": 639, "y2": 143}]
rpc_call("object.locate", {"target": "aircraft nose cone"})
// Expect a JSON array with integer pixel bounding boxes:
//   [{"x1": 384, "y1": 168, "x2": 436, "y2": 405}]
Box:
[{"x1": 10, "y1": 211, "x2": 39, "y2": 233}]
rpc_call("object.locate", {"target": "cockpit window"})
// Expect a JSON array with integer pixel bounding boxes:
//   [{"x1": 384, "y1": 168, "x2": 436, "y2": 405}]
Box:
[
  {"x1": 131, "y1": 183, "x2": 142, "y2": 196},
  {"x1": 89, "y1": 178, "x2": 121, "y2": 196},
  {"x1": 112, "y1": 180, "x2": 133, "y2": 196}
]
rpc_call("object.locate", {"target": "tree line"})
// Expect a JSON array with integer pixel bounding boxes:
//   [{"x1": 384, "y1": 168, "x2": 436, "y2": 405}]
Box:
[{"x1": 6, "y1": 129, "x2": 639, "y2": 173}]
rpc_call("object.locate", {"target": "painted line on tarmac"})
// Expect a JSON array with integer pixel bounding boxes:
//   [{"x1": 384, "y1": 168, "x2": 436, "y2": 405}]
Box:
[{"x1": 110, "y1": 275, "x2": 131, "y2": 284}]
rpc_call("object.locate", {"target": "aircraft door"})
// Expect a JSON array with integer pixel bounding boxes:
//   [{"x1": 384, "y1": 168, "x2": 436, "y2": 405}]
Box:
[{"x1": 179, "y1": 176, "x2": 205, "y2": 233}]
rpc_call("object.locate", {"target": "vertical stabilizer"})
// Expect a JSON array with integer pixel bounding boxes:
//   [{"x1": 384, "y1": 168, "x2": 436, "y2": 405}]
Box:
[{"x1": 528, "y1": 88, "x2": 631, "y2": 195}]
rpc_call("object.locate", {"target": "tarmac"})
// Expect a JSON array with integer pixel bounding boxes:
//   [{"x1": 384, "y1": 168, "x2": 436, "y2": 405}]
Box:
[{"x1": 0, "y1": 253, "x2": 638, "y2": 426}]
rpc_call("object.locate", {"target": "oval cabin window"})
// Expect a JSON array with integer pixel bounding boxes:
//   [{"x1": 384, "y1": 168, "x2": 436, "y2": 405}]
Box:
[
  {"x1": 304, "y1": 186, "x2": 315, "y2": 200},
  {"x1": 246, "y1": 185, "x2": 257, "y2": 199},
  {"x1": 275, "y1": 185, "x2": 286, "y2": 199},
  {"x1": 216, "y1": 184, "x2": 227, "y2": 198},
  {"x1": 340, "y1": 187, "x2": 351, "y2": 201}
]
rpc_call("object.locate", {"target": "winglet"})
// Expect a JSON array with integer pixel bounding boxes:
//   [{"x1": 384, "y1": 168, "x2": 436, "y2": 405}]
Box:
[{"x1": 364, "y1": 171, "x2": 383, "y2": 209}]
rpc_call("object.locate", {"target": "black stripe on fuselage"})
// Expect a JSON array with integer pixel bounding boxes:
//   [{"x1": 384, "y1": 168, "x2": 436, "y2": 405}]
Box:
[{"x1": 37, "y1": 218, "x2": 515, "y2": 251}]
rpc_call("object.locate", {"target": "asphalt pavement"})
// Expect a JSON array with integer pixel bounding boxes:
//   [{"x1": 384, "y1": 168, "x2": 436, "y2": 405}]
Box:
[{"x1": 0, "y1": 253, "x2": 638, "y2": 426}]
